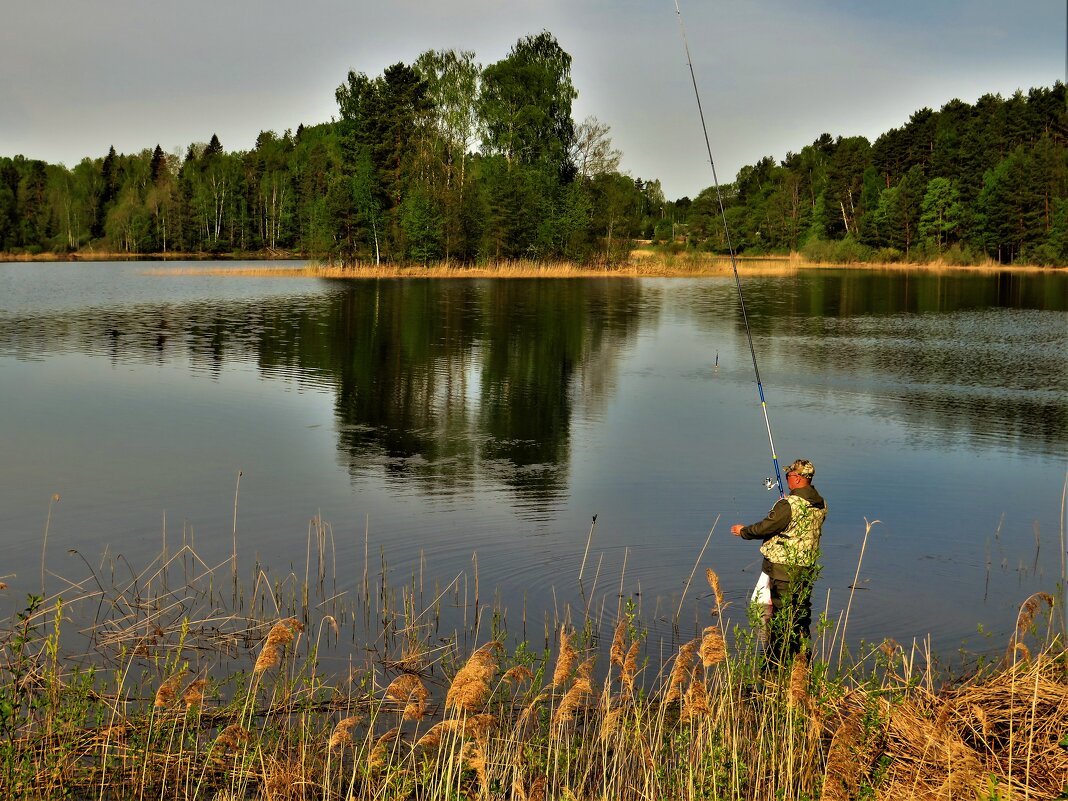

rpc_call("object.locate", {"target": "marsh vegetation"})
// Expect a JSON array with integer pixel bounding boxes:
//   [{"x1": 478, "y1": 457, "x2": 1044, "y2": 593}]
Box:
[{"x1": 1, "y1": 514, "x2": 1064, "y2": 800}]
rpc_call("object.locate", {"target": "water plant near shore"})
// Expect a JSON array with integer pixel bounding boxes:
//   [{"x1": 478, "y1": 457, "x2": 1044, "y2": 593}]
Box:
[
  {"x1": 136, "y1": 252, "x2": 1063, "y2": 281},
  {"x1": 0, "y1": 522, "x2": 1064, "y2": 799}
]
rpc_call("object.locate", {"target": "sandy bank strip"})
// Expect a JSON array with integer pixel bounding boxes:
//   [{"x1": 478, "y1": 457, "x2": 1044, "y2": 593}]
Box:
[
  {"x1": 3, "y1": 250, "x2": 1061, "y2": 274},
  {"x1": 140, "y1": 259, "x2": 1064, "y2": 279}
]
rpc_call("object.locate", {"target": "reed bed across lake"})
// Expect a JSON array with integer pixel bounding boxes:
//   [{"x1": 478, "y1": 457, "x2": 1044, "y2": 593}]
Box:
[
  {"x1": 1, "y1": 513, "x2": 1065, "y2": 800},
  {"x1": 140, "y1": 252, "x2": 1060, "y2": 281},
  {"x1": 143, "y1": 256, "x2": 758, "y2": 279},
  {"x1": 117, "y1": 250, "x2": 1063, "y2": 280}
]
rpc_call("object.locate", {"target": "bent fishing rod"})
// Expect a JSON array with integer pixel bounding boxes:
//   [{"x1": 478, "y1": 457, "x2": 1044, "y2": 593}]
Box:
[{"x1": 673, "y1": 0, "x2": 786, "y2": 498}]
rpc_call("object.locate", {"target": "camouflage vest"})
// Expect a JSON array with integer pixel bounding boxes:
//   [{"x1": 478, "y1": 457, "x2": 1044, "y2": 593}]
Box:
[{"x1": 759, "y1": 494, "x2": 827, "y2": 567}]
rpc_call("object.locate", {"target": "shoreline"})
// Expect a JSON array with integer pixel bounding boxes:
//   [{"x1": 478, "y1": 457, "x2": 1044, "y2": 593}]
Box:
[{"x1": 1, "y1": 250, "x2": 1063, "y2": 276}]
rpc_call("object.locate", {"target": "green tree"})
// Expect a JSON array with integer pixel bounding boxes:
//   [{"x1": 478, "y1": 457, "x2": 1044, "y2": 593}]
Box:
[
  {"x1": 17, "y1": 159, "x2": 51, "y2": 251},
  {"x1": 976, "y1": 146, "x2": 1044, "y2": 262},
  {"x1": 875, "y1": 165, "x2": 925, "y2": 256},
  {"x1": 335, "y1": 62, "x2": 431, "y2": 260},
  {"x1": 93, "y1": 145, "x2": 119, "y2": 238},
  {"x1": 587, "y1": 172, "x2": 641, "y2": 262},
  {"x1": 919, "y1": 177, "x2": 963, "y2": 254},
  {"x1": 0, "y1": 159, "x2": 19, "y2": 250},
  {"x1": 399, "y1": 186, "x2": 443, "y2": 263},
  {"x1": 414, "y1": 49, "x2": 481, "y2": 260},
  {"x1": 824, "y1": 136, "x2": 871, "y2": 238},
  {"x1": 351, "y1": 147, "x2": 384, "y2": 262},
  {"x1": 415, "y1": 48, "x2": 480, "y2": 188},
  {"x1": 478, "y1": 31, "x2": 577, "y2": 178},
  {"x1": 204, "y1": 133, "x2": 224, "y2": 159}
]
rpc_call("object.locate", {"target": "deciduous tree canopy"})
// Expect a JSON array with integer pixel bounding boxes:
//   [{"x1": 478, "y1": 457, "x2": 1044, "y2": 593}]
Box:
[{"x1": 1, "y1": 34, "x2": 1065, "y2": 266}]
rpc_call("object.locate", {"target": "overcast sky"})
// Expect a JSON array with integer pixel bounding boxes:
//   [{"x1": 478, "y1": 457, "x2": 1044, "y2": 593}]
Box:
[{"x1": 2, "y1": 1, "x2": 1064, "y2": 199}]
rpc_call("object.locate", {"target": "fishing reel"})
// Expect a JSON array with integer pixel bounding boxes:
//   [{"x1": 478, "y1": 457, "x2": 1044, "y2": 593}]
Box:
[{"x1": 763, "y1": 477, "x2": 776, "y2": 491}]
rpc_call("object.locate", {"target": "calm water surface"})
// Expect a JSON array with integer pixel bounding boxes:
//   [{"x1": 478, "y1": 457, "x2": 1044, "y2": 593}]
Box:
[{"x1": 1, "y1": 261, "x2": 1065, "y2": 663}]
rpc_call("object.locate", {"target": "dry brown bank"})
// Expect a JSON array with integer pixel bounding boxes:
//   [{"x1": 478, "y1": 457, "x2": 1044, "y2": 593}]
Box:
[
  {"x1": 143, "y1": 252, "x2": 1065, "y2": 279},
  {"x1": 5, "y1": 248, "x2": 1063, "y2": 275}
]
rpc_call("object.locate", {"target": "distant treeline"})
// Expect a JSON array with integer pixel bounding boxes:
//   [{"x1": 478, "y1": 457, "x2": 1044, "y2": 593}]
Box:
[
  {"x1": 0, "y1": 32, "x2": 662, "y2": 264},
  {"x1": 681, "y1": 84, "x2": 1068, "y2": 266},
  {"x1": 1, "y1": 29, "x2": 1066, "y2": 265}
]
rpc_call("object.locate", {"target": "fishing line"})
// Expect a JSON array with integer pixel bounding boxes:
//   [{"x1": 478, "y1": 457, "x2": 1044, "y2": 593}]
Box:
[{"x1": 673, "y1": 0, "x2": 785, "y2": 498}]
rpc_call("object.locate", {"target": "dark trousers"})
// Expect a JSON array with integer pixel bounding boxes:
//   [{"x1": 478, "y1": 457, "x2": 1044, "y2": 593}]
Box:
[{"x1": 763, "y1": 558, "x2": 816, "y2": 665}]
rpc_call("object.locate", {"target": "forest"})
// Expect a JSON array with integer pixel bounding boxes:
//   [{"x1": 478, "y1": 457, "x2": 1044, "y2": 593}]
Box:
[{"x1": 1, "y1": 30, "x2": 1066, "y2": 266}]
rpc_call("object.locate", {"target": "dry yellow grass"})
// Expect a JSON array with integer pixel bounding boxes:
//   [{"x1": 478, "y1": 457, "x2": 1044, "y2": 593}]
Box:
[
  {"x1": 788, "y1": 653, "x2": 810, "y2": 710},
  {"x1": 445, "y1": 641, "x2": 500, "y2": 714},
  {"x1": 699, "y1": 626, "x2": 726, "y2": 668},
  {"x1": 552, "y1": 678, "x2": 593, "y2": 726},
  {"x1": 414, "y1": 719, "x2": 462, "y2": 749},
  {"x1": 385, "y1": 673, "x2": 430, "y2": 720},
  {"x1": 681, "y1": 669, "x2": 711, "y2": 721},
  {"x1": 327, "y1": 716, "x2": 358, "y2": 750},
  {"x1": 134, "y1": 252, "x2": 1065, "y2": 279},
  {"x1": 551, "y1": 627, "x2": 577, "y2": 688},
  {"x1": 664, "y1": 639, "x2": 698, "y2": 704},
  {"x1": 152, "y1": 669, "x2": 187, "y2": 707},
  {"x1": 501, "y1": 664, "x2": 534, "y2": 686},
  {"x1": 6, "y1": 533, "x2": 1064, "y2": 801},
  {"x1": 182, "y1": 677, "x2": 208, "y2": 708},
  {"x1": 706, "y1": 568, "x2": 724, "y2": 611},
  {"x1": 253, "y1": 617, "x2": 303, "y2": 673},
  {"x1": 621, "y1": 639, "x2": 641, "y2": 695},
  {"x1": 610, "y1": 619, "x2": 627, "y2": 668},
  {"x1": 823, "y1": 709, "x2": 867, "y2": 801}
]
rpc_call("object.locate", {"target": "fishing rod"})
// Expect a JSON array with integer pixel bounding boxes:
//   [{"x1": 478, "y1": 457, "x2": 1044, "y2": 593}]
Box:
[{"x1": 673, "y1": 0, "x2": 786, "y2": 499}]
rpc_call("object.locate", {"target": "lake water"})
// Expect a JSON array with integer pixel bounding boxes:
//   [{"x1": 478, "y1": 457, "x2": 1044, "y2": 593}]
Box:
[{"x1": 1, "y1": 261, "x2": 1065, "y2": 665}]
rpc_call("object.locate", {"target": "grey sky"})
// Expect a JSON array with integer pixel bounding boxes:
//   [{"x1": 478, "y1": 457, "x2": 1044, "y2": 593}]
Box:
[{"x1": 1, "y1": 1, "x2": 1063, "y2": 199}]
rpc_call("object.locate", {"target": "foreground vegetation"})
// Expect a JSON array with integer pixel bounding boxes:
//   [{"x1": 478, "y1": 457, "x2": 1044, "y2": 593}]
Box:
[{"x1": 1, "y1": 523, "x2": 1064, "y2": 801}]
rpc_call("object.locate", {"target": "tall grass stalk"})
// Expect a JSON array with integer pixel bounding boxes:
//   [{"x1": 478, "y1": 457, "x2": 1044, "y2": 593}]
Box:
[
  {"x1": 231, "y1": 469, "x2": 242, "y2": 606},
  {"x1": 578, "y1": 515, "x2": 598, "y2": 585},
  {"x1": 837, "y1": 517, "x2": 879, "y2": 669},
  {"x1": 674, "y1": 515, "x2": 719, "y2": 627},
  {"x1": 1060, "y1": 470, "x2": 1067, "y2": 640},
  {"x1": 40, "y1": 493, "x2": 59, "y2": 597}
]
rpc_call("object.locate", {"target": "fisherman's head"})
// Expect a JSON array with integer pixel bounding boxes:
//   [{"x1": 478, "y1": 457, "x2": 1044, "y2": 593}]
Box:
[{"x1": 784, "y1": 459, "x2": 815, "y2": 487}]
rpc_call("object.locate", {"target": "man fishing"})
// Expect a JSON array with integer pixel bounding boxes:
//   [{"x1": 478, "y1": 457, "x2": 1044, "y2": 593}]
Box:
[{"x1": 731, "y1": 459, "x2": 827, "y2": 664}]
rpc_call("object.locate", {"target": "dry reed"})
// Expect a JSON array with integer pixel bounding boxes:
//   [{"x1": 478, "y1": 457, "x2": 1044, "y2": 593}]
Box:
[
  {"x1": 445, "y1": 641, "x2": 499, "y2": 714},
  {"x1": 609, "y1": 619, "x2": 627, "y2": 668},
  {"x1": 182, "y1": 677, "x2": 208, "y2": 708},
  {"x1": 501, "y1": 665, "x2": 534, "y2": 686},
  {"x1": 153, "y1": 669, "x2": 187, "y2": 707},
  {"x1": 368, "y1": 727, "x2": 401, "y2": 771},
  {"x1": 415, "y1": 719, "x2": 462, "y2": 749},
  {"x1": 621, "y1": 639, "x2": 641, "y2": 694},
  {"x1": 385, "y1": 673, "x2": 430, "y2": 720},
  {"x1": 214, "y1": 724, "x2": 252, "y2": 750},
  {"x1": 551, "y1": 627, "x2": 577, "y2": 687},
  {"x1": 253, "y1": 617, "x2": 303, "y2": 673},
  {"x1": 822, "y1": 709, "x2": 867, "y2": 801},
  {"x1": 327, "y1": 716, "x2": 358, "y2": 750},
  {"x1": 664, "y1": 640, "x2": 698, "y2": 704},
  {"x1": 552, "y1": 678, "x2": 593, "y2": 726},
  {"x1": 681, "y1": 668, "x2": 711, "y2": 721},
  {"x1": 788, "y1": 653, "x2": 810, "y2": 710},
  {"x1": 706, "y1": 568, "x2": 724, "y2": 610},
  {"x1": 135, "y1": 252, "x2": 1060, "y2": 281},
  {"x1": 4, "y1": 527, "x2": 1065, "y2": 801},
  {"x1": 699, "y1": 626, "x2": 725, "y2": 667}
]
